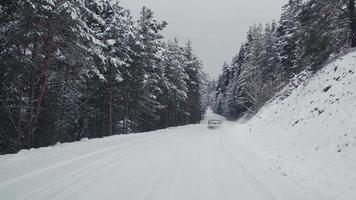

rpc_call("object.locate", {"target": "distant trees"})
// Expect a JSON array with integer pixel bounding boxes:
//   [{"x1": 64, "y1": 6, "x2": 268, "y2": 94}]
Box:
[
  {"x1": 0, "y1": 0, "x2": 206, "y2": 154},
  {"x1": 213, "y1": 0, "x2": 354, "y2": 120}
]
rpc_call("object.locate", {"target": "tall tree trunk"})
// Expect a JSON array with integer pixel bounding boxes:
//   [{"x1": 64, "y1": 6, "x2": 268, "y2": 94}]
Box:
[
  {"x1": 103, "y1": 83, "x2": 107, "y2": 136},
  {"x1": 61, "y1": 65, "x2": 69, "y2": 141},
  {"x1": 0, "y1": 74, "x2": 3, "y2": 99},
  {"x1": 108, "y1": 81, "x2": 113, "y2": 136},
  {"x1": 30, "y1": 17, "x2": 53, "y2": 147},
  {"x1": 17, "y1": 79, "x2": 23, "y2": 148},
  {"x1": 124, "y1": 87, "x2": 129, "y2": 134},
  {"x1": 174, "y1": 104, "x2": 177, "y2": 126},
  {"x1": 19, "y1": 19, "x2": 30, "y2": 149},
  {"x1": 28, "y1": 65, "x2": 35, "y2": 148},
  {"x1": 133, "y1": 105, "x2": 138, "y2": 133},
  {"x1": 93, "y1": 110, "x2": 97, "y2": 138},
  {"x1": 27, "y1": 29, "x2": 39, "y2": 148},
  {"x1": 350, "y1": 0, "x2": 356, "y2": 47}
]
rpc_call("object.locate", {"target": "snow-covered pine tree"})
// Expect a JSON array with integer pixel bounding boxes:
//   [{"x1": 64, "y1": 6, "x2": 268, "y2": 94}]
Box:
[
  {"x1": 295, "y1": 0, "x2": 349, "y2": 72},
  {"x1": 332, "y1": 0, "x2": 356, "y2": 47},
  {"x1": 213, "y1": 62, "x2": 231, "y2": 115},
  {"x1": 0, "y1": 0, "x2": 104, "y2": 149},
  {"x1": 213, "y1": 0, "x2": 355, "y2": 121},
  {"x1": 183, "y1": 40, "x2": 204, "y2": 124},
  {"x1": 37, "y1": 0, "x2": 109, "y2": 145},
  {"x1": 224, "y1": 45, "x2": 247, "y2": 120},
  {"x1": 0, "y1": 0, "x2": 24, "y2": 152},
  {"x1": 0, "y1": 0, "x2": 206, "y2": 154},
  {"x1": 158, "y1": 39, "x2": 188, "y2": 127},
  {"x1": 260, "y1": 22, "x2": 283, "y2": 99},
  {"x1": 235, "y1": 24, "x2": 266, "y2": 115},
  {"x1": 276, "y1": 0, "x2": 303, "y2": 77},
  {"x1": 215, "y1": 23, "x2": 286, "y2": 119},
  {"x1": 130, "y1": 7, "x2": 167, "y2": 132}
]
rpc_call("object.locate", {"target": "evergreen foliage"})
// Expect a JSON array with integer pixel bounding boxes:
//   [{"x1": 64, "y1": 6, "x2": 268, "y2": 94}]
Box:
[
  {"x1": 0, "y1": 0, "x2": 206, "y2": 154},
  {"x1": 213, "y1": 0, "x2": 355, "y2": 120}
]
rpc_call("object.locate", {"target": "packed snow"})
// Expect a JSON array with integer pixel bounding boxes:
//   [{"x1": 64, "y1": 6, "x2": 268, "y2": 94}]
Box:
[{"x1": 0, "y1": 110, "x2": 308, "y2": 200}]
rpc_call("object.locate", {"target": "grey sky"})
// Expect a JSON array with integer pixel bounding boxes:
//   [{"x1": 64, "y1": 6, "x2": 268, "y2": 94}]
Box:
[{"x1": 120, "y1": 0, "x2": 287, "y2": 79}]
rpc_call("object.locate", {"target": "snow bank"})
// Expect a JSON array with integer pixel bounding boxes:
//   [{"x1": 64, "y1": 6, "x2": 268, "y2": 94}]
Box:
[{"x1": 232, "y1": 50, "x2": 356, "y2": 200}]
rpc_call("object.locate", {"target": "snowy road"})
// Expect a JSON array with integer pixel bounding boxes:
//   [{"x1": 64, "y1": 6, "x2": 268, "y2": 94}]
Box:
[{"x1": 0, "y1": 112, "x2": 307, "y2": 200}]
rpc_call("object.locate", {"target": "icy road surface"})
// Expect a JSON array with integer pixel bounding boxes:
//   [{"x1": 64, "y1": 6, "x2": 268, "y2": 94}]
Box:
[{"x1": 0, "y1": 111, "x2": 307, "y2": 200}]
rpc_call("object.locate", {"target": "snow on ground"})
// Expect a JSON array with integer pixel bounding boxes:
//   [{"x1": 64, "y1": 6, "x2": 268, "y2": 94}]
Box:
[
  {"x1": 232, "y1": 50, "x2": 356, "y2": 200},
  {"x1": 1, "y1": 51, "x2": 355, "y2": 200},
  {"x1": 0, "y1": 109, "x2": 308, "y2": 200}
]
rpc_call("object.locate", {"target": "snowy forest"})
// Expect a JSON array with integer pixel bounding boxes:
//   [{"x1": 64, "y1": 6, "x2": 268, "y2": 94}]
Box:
[
  {"x1": 0, "y1": 0, "x2": 208, "y2": 154},
  {"x1": 1, "y1": 0, "x2": 356, "y2": 154},
  {"x1": 1, "y1": 0, "x2": 356, "y2": 199},
  {"x1": 212, "y1": 0, "x2": 356, "y2": 120}
]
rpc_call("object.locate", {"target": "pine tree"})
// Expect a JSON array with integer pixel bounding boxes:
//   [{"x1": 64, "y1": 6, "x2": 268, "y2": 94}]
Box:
[
  {"x1": 224, "y1": 45, "x2": 247, "y2": 119},
  {"x1": 276, "y1": 0, "x2": 303, "y2": 77},
  {"x1": 213, "y1": 0, "x2": 354, "y2": 121},
  {"x1": 130, "y1": 7, "x2": 167, "y2": 132},
  {"x1": 158, "y1": 39, "x2": 188, "y2": 127},
  {"x1": 0, "y1": 0, "x2": 206, "y2": 154},
  {"x1": 183, "y1": 40, "x2": 204, "y2": 123},
  {"x1": 213, "y1": 62, "x2": 231, "y2": 115},
  {"x1": 334, "y1": 0, "x2": 356, "y2": 47}
]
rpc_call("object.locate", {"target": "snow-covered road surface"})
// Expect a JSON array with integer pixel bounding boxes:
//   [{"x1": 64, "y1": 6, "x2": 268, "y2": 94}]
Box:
[{"x1": 0, "y1": 112, "x2": 307, "y2": 200}]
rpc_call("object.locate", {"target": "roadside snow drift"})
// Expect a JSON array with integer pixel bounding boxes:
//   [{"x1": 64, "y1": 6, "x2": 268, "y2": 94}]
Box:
[{"x1": 233, "y1": 50, "x2": 356, "y2": 200}]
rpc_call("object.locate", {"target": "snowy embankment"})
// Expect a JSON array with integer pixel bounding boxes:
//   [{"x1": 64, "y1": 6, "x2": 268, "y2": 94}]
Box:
[{"x1": 230, "y1": 50, "x2": 356, "y2": 200}]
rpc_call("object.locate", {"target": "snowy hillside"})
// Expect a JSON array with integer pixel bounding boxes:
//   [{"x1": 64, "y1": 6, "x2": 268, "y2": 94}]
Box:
[{"x1": 232, "y1": 50, "x2": 356, "y2": 200}]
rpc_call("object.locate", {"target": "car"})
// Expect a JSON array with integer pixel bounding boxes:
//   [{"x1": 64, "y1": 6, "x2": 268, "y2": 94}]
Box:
[{"x1": 208, "y1": 119, "x2": 223, "y2": 129}]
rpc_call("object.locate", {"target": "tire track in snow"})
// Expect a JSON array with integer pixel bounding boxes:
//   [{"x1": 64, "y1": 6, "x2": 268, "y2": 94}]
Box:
[
  {"x1": 0, "y1": 122, "x2": 309, "y2": 200},
  {"x1": 58, "y1": 133, "x2": 175, "y2": 200},
  {"x1": 72, "y1": 129, "x2": 190, "y2": 200},
  {"x1": 17, "y1": 133, "x2": 173, "y2": 200},
  {"x1": 16, "y1": 149, "x2": 135, "y2": 200},
  {"x1": 0, "y1": 133, "x2": 167, "y2": 200},
  {"x1": 210, "y1": 132, "x2": 233, "y2": 200},
  {"x1": 218, "y1": 133, "x2": 277, "y2": 200}
]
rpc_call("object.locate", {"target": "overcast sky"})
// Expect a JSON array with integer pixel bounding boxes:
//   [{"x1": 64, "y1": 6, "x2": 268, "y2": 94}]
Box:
[{"x1": 120, "y1": 0, "x2": 287, "y2": 79}]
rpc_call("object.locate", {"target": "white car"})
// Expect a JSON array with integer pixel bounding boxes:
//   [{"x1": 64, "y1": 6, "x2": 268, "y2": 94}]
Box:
[{"x1": 208, "y1": 119, "x2": 223, "y2": 129}]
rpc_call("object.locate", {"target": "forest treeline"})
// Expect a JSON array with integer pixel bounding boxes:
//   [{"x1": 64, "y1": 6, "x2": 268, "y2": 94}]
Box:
[
  {"x1": 0, "y1": 0, "x2": 208, "y2": 154},
  {"x1": 212, "y1": 0, "x2": 356, "y2": 120}
]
